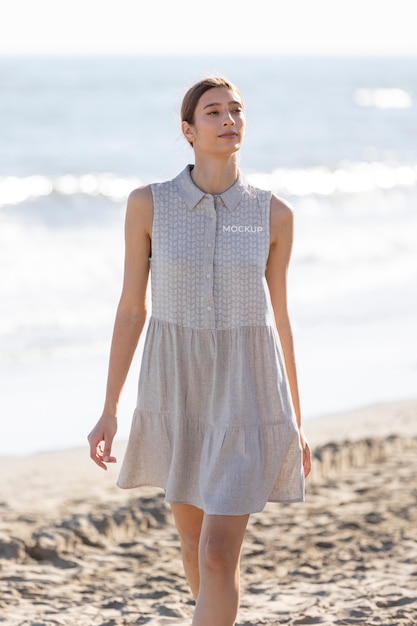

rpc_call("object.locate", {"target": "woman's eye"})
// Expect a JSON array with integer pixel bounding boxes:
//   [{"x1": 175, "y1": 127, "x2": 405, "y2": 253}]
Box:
[{"x1": 206, "y1": 108, "x2": 242, "y2": 116}]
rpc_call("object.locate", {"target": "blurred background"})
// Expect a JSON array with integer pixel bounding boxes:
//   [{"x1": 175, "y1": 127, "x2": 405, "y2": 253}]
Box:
[{"x1": 1, "y1": 0, "x2": 416, "y2": 455}]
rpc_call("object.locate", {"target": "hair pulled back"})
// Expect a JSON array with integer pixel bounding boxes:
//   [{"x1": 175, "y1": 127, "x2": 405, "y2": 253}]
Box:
[{"x1": 181, "y1": 76, "x2": 243, "y2": 144}]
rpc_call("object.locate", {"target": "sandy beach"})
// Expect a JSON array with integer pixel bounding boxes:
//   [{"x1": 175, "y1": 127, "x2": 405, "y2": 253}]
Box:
[{"x1": 1, "y1": 398, "x2": 416, "y2": 625}]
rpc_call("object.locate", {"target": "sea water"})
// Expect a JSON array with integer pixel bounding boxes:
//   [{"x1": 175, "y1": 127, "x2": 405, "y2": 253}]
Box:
[{"x1": 0, "y1": 56, "x2": 416, "y2": 455}]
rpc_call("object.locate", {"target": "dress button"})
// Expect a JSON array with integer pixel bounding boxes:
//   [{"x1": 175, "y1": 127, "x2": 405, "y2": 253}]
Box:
[
  {"x1": 206, "y1": 306, "x2": 212, "y2": 311},
  {"x1": 206, "y1": 273, "x2": 211, "y2": 279}
]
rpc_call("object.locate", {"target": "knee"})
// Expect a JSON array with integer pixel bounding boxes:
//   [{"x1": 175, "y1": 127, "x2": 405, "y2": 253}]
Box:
[
  {"x1": 200, "y1": 533, "x2": 236, "y2": 575},
  {"x1": 180, "y1": 529, "x2": 200, "y2": 564}
]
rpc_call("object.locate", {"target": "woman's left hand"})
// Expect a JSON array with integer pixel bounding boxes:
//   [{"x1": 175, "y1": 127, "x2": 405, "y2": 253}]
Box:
[{"x1": 299, "y1": 427, "x2": 312, "y2": 477}]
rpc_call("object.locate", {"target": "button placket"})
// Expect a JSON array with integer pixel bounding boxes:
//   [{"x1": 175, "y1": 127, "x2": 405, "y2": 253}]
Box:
[{"x1": 202, "y1": 196, "x2": 216, "y2": 326}]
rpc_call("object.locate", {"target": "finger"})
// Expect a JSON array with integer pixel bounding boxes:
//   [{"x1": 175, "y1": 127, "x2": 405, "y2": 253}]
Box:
[
  {"x1": 103, "y1": 439, "x2": 117, "y2": 464},
  {"x1": 103, "y1": 456, "x2": 117, "y2": 464},
  {"x1": 91, "y1": 452, "x2": 108, "y2": 470},
  {"x1": 303, "y1": 447, "x2": 312, "y2": 477},
  {"x1": 88, "y1": 436, "x2": 108, "y2": 470}
]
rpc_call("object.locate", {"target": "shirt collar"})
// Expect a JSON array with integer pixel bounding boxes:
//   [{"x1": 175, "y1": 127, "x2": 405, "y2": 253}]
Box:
[{"x1": 174, "y1": 164, "x2": 247, "y2": 211}]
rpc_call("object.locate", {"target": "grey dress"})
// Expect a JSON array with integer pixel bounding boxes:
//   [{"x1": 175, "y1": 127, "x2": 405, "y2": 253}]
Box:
[{"x1": 117, "y1": 165, "x2": 305, "y2": 515}]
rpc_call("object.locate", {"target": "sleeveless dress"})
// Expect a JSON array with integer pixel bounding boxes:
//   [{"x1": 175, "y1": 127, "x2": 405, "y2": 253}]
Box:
[{"x1": 117, "y1": 165, "x2": 305, "y2": 515}]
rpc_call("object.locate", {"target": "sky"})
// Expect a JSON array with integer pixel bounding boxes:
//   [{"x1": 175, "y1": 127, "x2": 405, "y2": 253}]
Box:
[{"x1": 1, "y1": 0, "x2": 417, "y2": 57}]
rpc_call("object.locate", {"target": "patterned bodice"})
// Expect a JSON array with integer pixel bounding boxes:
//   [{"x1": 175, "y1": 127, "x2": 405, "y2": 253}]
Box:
[{"x1": 150, "y1": 165, "x2": 273, "y2": 330}]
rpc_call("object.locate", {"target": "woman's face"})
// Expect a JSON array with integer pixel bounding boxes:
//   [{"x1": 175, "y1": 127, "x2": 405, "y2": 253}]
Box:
[{"x1": 183, "y1": 87, "x2": 246, "y2": 156}]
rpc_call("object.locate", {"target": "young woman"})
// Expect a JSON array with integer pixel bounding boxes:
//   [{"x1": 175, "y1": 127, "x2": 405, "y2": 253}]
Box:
[{"x1": 88, "y1": 76, "x2": 311, "y2": 626}]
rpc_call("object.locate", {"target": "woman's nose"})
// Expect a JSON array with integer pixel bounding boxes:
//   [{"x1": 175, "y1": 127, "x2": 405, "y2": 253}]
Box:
[{"x1": 222, "y1": 111, "x2": 235, "y2": 125}]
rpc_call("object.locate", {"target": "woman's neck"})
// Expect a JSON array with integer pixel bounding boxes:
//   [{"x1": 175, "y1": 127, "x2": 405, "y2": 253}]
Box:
[{"x1": 190, "y1": 158, "x2": 239, "y2": 195}]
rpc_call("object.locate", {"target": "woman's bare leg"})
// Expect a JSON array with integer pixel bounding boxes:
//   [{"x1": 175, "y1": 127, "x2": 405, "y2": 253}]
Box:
[
  {"x1": 171, "y1": 503, "x2": 204, "y2": 599},
  {"x1": 192, "y1": 513, "x2": 249, "y2": 626}
]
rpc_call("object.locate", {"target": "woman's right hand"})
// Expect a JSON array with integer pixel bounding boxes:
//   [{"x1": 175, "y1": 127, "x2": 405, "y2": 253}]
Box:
[{"x1": 87, "y1": 414, "x2": 118, "y2": 470}]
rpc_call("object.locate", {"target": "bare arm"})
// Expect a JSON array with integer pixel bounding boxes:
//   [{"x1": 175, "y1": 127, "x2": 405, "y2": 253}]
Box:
[
  {"x1": 266, "y1": 194, "x2": 311, "y2": 477},
  {"x1": 88, "y1": 185, "x2": 153, "y2": 469}
]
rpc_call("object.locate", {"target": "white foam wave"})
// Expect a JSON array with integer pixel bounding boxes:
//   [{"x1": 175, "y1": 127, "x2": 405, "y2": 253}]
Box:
[
  {"x1": 0, "y1": 173, "x2": 142, "y2": 207},
  {"x1": 353, "y1": 88, "x2": 412, "y2": 109},
  {"x1": 1, "y1": 162, "x2": 417, "y2": 208},
  {"x1": 248, "y1": 162, "x2": 417, "y2": 197}
]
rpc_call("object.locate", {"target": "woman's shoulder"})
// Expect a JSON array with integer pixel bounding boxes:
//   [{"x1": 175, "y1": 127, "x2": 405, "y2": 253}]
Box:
[
  {"x1": 126, "y1": 185, "x2": 154, "y2": 232},
  {"x1": 269, "y1": 193, "x2": 294, "y2": 243},
  {"x1": 270, "y1": 193, "x2": 294, "y2": 218},
  {"x1": 128, "y1": 184, "x2": 153, "y2": 205}
]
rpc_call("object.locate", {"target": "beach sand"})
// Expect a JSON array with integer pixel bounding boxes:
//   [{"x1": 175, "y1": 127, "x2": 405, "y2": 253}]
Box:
[{"x1": 0, "y1": 398, "x2": 416, "y2": 625}]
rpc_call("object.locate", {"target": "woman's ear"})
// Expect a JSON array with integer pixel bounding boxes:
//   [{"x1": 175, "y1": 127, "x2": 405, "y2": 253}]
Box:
[{"x1": 182, "y1": 120, "x2": 195, "y2": 146}]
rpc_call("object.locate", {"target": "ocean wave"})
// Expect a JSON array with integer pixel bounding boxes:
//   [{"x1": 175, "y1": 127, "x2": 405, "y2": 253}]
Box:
[
  {"x1": 1, "y1": 162, "x2": 417, "y2": 208},
  {"x1": 353, "y1": 88, "x2": 413, "y2": 109},
  {"x1": 248, "y1": 162, "x2": 417, "y2": 197},
  {"x1": 0, "y1": 173, "x2": 142, "y2": 208}
]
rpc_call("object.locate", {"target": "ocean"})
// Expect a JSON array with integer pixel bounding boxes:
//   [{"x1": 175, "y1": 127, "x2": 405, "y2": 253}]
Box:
[{"x1": 1, "y1": 56, "x2": 416, "y2": 456}]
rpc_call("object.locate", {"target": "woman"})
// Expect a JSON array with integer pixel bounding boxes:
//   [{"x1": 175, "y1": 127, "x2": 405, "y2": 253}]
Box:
[{"x1": 88, "y1": 76, "x2": 311, "y2": 626}]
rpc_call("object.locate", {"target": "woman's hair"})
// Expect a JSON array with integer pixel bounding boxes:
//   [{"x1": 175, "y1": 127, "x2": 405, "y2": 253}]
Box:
[{"x1": 181, "y1": 76, "x2": 243, "y2": 141}]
